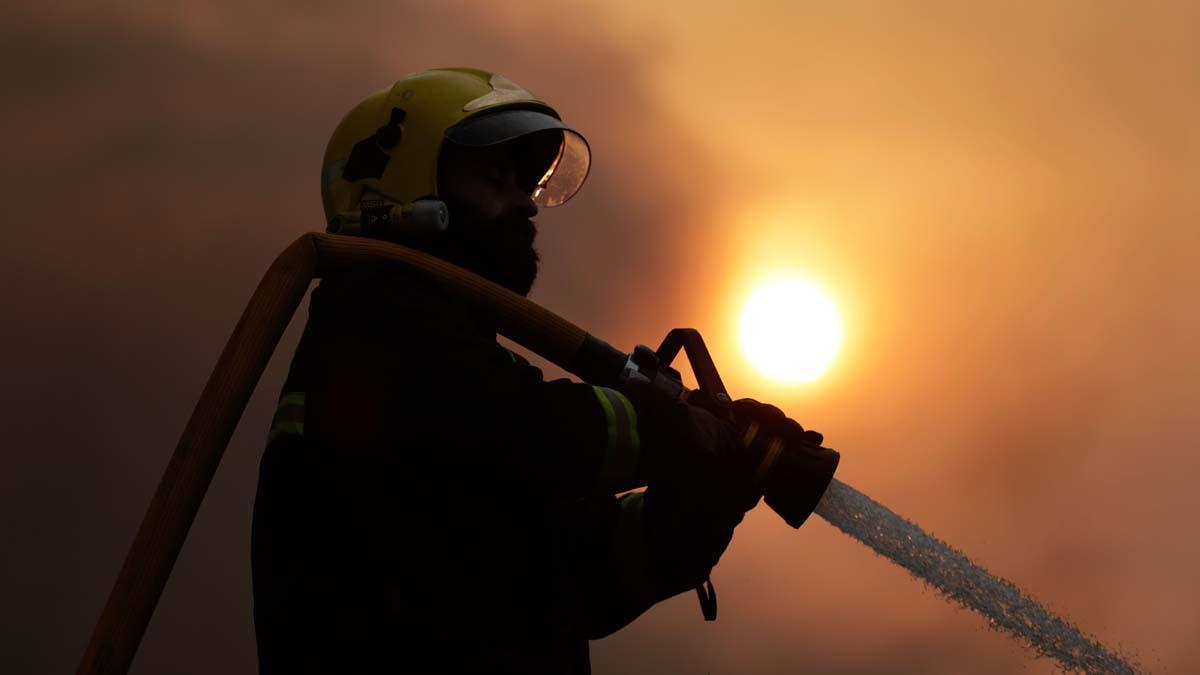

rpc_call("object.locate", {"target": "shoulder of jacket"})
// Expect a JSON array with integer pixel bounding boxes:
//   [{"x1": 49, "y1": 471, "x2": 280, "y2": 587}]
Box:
[{"x1": 314, "y1": 263, "x2": 452, "y2": 311}]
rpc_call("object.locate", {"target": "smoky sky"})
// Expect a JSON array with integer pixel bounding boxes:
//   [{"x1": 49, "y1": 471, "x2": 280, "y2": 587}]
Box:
[{"x1": 2, "y1": 2, "x2": 1198, "y2": 674}]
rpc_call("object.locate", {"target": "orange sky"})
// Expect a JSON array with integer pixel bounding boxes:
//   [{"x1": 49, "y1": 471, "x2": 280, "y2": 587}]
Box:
[{"x1": 2, "y1": 1, "x2": 1198, "y2": 672}]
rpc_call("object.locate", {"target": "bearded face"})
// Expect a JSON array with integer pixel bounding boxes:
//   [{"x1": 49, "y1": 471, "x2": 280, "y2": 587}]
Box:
[
  {"x1": 434, "y1": 181, "x2": 541, "y2": 297},
  {"x1": 428, "y1": 131, "x2": 562, "y2": 296}
]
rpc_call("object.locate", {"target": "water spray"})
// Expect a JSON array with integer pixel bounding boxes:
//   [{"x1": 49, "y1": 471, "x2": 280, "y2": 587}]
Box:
[{"x1": 816, "y1": 479, "x2": 1137, "y2": 673}]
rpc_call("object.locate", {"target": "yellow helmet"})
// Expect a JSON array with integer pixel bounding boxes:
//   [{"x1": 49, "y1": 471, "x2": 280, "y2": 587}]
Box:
[{"x1": 321, "y1": 67, "x2": 590, "y2": 235}]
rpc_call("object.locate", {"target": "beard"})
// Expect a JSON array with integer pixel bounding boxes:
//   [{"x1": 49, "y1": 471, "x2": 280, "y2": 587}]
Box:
[{"x1": 428, "y1": 207, "x2": 541, "y2": 296}]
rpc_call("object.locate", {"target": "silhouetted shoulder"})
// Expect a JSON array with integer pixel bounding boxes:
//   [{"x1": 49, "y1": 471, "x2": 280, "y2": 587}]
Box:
[{"x1": 308, "y1": 261, "x2": 488, "y2": 339}]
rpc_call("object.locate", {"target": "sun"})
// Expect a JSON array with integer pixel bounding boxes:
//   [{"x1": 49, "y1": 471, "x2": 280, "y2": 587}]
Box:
[{"x1": 739, "y1": 278, "x2": 843, "y2": 383}]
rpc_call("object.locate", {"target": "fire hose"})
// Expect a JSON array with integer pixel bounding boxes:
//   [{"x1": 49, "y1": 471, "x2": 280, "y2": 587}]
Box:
[{"x1": 75, "y1": 232, "x2": 1137, "y2": 675}]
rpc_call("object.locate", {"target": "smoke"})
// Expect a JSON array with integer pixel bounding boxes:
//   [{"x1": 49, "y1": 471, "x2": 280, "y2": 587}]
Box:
[{"x1": 3, "y1": 1, "x2": 1198, "y2": 673}]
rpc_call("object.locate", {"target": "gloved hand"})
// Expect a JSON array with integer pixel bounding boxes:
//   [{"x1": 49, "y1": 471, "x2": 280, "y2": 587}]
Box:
[
  {"x1": 620, "y1": 380, "x2": 760, "y2": 510},
  {"x1": 618, "y1": 379, "x2": 761, "y2": 596},
  {"x1": 729, "y1": 398, "x2": 840, "y2": 528}
]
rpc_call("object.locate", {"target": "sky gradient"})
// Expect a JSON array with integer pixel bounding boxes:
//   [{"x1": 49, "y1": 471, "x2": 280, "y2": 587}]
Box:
[{"x1": 3, "y1": 1, "x2": 1198, "y2": 672}]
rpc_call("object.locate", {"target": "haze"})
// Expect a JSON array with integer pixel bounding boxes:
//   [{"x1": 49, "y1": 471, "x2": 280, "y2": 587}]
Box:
[{"x1": 2, "y1": 1, "x2": 1197, "y2": 673}]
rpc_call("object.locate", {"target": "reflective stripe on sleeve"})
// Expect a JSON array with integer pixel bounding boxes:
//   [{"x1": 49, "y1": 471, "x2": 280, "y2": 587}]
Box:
[
  {"x1": 592, "y1": 386, "x2": 641, "y2": 493},
  {"x1": 268, "y1": 390, "x2": 305, "y2": 442}
]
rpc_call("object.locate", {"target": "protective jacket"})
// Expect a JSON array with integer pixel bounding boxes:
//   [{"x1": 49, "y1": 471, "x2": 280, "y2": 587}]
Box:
[{"x1": 251, "y1": 262, "x2": 725, "y2": 674}]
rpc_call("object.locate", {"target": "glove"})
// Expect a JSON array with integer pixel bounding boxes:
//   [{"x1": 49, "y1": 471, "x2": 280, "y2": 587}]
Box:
[
  {"x1": 729, "y1": 398, "x2": 840, "y2": 528},
  {"x1": 618, "y1": 379, "x2": 760, "y2": 596},
  {"x1": 620, "y1": 379, "x2": 760, "y2": 513}
]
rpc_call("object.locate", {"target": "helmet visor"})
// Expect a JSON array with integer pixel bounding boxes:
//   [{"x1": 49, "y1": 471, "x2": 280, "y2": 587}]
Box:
[
  {"x1": 445, "y1": 109, "x2": 591, "y2": 207},
  {"x1": 530, "y1": 129, "x2": 589, "y2": 207}
]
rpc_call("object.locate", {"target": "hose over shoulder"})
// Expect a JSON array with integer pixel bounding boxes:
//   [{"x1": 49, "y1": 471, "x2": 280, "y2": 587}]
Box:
[
  {"x1": 309, "y1": 233, "x2": 588, "y2": 371},
  {"x1": 78, "y1": 233, "x2": 598, "y2": 675}
]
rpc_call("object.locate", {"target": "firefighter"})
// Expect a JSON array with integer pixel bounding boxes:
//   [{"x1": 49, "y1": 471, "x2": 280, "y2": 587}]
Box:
[{"x1": 251, "y1": 67, "x2": 833, "y2": 674}]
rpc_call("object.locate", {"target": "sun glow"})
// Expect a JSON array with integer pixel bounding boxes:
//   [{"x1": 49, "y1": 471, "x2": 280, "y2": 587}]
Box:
[{"x1": 739, "y1": 278, "x2": 843, "y2": 383}]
